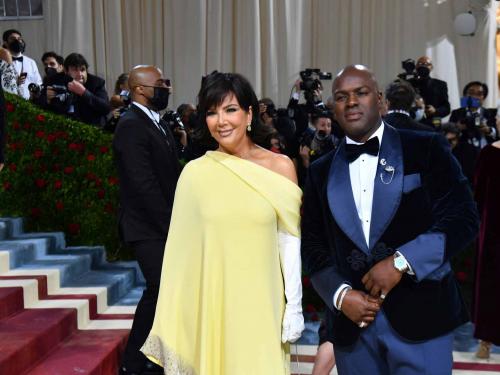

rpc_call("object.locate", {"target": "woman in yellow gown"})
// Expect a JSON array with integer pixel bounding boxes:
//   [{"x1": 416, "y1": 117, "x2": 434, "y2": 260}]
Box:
[{"x1": 141, "y1": 72, "x2": 304, "y2": 374}]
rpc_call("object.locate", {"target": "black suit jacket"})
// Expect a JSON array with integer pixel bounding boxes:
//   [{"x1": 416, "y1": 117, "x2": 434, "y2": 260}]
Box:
[
  {"x1": 42, "y1": 73, "x2": 111, "y2": 127},
  {"x1": 383, "y1": 112, "x2": 435, "y2": 132},
  {"x1": 113, "y1": 104, "x2": 181, "y2": 243},
  {"x1": 301, "y1": 124, "x2": 479, "y2": 346},
  {"x1": 409, "y1": 77, "x2": 450, "y2": 123}
]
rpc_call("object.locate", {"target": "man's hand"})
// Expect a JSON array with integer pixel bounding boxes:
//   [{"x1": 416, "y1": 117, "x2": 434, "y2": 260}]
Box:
[
  {"x1": 478, "y1": 123, "x2": 491, "y2": 136},
  {"x1": 17, "y1": 74, "x2": 26, "y2": 86},
  {"x1": 340, "y1": 289, "x2": 380, "y2": 328},
  {"x1": 46, "y1": 86, "x2": 56, "y2": 103},
  {"x1": 67, "y1": 80, "x2": 86, "y2": 96},
  {"x1": 362, "y1": 256, "x2": 403, "y2": 299},
  {"x1": 425, "y1": 105, "x2": 436, "y2": 117},
  {"x1": 294, "y1": 79, "x2": 302, "y2": 92}
]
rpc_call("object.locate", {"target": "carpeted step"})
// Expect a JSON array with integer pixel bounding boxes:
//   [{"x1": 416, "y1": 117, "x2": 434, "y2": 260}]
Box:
[
  {"x1": 0, "y1": 308, "x2": 77, "y2": 374},
  {"x1": 64, "y1": 268, "x2": 136, "y2": 306},
  {"x1": 23, "y1": 329, "x2": 129, "y2": 375},
  {"x1": 0, "y1": 286, "x2": 24, "y2": 320}
]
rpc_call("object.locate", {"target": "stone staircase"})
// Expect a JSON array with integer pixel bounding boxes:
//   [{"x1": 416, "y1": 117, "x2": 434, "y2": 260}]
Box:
[{"x1": 0, "y1": 217, "x2": 144, "y2": 374}]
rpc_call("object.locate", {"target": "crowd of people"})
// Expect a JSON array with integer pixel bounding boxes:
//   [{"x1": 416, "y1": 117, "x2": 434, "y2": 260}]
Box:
[{"x1": 1, "y1": 27, "x2": 499, "y2": 375}]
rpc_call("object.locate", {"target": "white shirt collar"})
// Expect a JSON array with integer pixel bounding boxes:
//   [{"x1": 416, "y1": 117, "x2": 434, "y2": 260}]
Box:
[
  {"x1": 387, "y1": 109, "x2": 410, "y2": 117},
  {"x1": 345, "y1": 121, "x2": 385, "y2": 145},
  {"x1": 132, "y1": 101, "x2": 160, "y2": 124}
]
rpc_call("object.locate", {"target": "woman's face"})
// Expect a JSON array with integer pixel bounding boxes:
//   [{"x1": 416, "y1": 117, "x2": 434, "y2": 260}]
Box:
[{"x1": 205, "y1": 93, "x2": 252, "y2": 151}]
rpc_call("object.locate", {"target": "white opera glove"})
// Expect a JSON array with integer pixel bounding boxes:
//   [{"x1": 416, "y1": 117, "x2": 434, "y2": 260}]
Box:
[{"x1": 278, "y1": 230, "x2": 305, "y2": 343}]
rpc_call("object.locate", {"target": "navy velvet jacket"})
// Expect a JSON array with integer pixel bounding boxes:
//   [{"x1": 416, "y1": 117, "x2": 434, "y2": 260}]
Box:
[{"x1": 301, "y1": 124, "x2": 479, "y2": 346}]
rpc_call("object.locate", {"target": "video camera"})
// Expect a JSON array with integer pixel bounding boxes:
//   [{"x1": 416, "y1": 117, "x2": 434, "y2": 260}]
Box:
[
  {"x1": 299, "y1": 68, "x2": 332, "y2": 104},
  {"x1": 162, "y1": 110, "x2": 185, "y2": 131},
  {"x1": 398, "y1": 59, "x2": 417, "y2": 81}
]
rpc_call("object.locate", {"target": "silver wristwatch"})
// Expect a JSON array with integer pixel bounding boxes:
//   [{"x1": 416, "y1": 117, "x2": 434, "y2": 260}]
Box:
[{"x1": 393, "y1": 252, "x2": 409, "y2": 273}]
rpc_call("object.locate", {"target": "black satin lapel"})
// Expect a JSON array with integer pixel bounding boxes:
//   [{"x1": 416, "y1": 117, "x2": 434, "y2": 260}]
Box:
[
  {"x1": 368, "y1": 125, "x2": 404, "y2": 250},
  {"x1": 327, "y1": 143, "x2": 369, "y2": 254}
]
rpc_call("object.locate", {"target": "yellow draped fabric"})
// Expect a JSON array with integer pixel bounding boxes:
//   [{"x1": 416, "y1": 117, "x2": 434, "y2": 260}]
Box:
[{"x1": 141, "y1": 151, "x2": 302, "y2": 375}]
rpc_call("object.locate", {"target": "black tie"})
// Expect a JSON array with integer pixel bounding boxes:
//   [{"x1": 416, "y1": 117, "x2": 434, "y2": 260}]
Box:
[
  {"x1": 12, "y1": 56, "x2": 23, "y2": 62},
  {"x1": 345, "y1": 137, "x2": 380, "y2": 163}
]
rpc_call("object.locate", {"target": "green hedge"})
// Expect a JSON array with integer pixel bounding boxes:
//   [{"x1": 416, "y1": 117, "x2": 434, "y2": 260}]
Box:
[{"x1": 0, "y1": 93, "x2": 127, "y2": 259}]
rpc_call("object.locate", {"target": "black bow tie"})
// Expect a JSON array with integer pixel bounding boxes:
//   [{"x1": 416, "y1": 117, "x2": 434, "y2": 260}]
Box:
[
  {"x1": 345, "y1": 137, "x2": 380, "y2": 163},
  {"x1": 12, "y1": 56, "x2": 23, "y2": 62}
]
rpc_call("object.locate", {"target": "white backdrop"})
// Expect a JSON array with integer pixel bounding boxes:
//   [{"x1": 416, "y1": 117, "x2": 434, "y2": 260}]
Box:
[{"x1": 0, "y1": 0, "x2": 497, "y2": 108}]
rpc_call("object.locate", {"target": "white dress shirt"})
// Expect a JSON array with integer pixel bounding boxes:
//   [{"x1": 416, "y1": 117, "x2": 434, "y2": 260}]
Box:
[
  {"x1": 346, "y1": 123, "x2": 385, "y2": 247},
  {"x1": 12, "y1": 54, "x2": 42, "y2": 100}
]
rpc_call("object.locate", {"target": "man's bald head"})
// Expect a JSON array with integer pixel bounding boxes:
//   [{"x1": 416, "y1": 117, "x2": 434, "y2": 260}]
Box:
[
  {"x1": 128, "y1": 65, "x2": 167, "y2": 107},
  {"x1": 416, "y1": 56, "x2": 433, "y2": 71},
  {"x1": 333, "y1": 65, "x2": 379, "y2": 94}
]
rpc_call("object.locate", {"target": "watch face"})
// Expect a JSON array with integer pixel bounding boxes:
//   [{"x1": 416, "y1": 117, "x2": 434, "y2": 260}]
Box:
[{"x1": 394, "y1": 257, "x2": 407, "y2": 271}]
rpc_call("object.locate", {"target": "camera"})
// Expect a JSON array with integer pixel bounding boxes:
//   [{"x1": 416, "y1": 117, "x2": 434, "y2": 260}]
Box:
[
  {"x1": 461, "y1": 96, "x2": 482, "y2": 128},
  {"x1": 299, "y1": 68, "x2": 332, "y2": 104},
  {"x1": 398, "y1": 59, "x2": 417, "y2": 81},
  {"x1": 162, "y1": 110, "x2": 185, "y2": 131}
]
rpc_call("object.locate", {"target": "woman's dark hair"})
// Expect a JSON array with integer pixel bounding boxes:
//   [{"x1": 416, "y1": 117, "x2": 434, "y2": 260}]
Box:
[
  {"x1": 194, "y1": 71, "x2": 273, "y2": 149},
  {"x1": 463, "y1": 81, "x2": 488, "y2": 99},
  {"x1": 114, "y1": 73, "x2": 129, "y2": 95}
]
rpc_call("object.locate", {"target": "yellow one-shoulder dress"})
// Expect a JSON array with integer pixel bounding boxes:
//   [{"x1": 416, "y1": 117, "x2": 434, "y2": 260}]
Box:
[{"x1": 141, "y1": 151, "x2": 302, "y2": 375}]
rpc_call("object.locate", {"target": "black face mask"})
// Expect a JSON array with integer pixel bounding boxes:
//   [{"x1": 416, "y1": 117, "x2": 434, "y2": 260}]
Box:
[
  {"x1": 147, "y1": 86, "x2": 170, "y2": 111},
  {"x1": 8, "y1": 39, "x2": 25, "y2": 54},
  {"x1": 45, "y1": 67, "x2": 58, "y2": 77},
  {"x1": 416, "y1": 66, "x2": 430, "y2": 79}
]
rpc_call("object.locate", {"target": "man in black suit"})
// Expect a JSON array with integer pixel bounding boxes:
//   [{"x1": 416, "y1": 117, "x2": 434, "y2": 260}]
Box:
[
  {"x1": 450, "y1": 81, "x2": 498, "y2": 149},
  {"x1": 301, "y1": 65, "x2": 479, "y2": 374},
  {"x1": 383, "y1": 79, "x2": 434, "y2": 132},
  {"x1": 42, "y1": 53, "x2": 110, "y2": 127},
  {"x1": 113, "y1": 65, "x2": 181, "y2": 375},
  {"x1": 409, "y1": 56, "x2": 450, "y2": 127}
]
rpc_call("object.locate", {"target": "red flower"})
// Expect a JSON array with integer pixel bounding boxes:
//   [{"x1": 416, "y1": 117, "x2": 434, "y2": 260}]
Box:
[
  {"x1": 95, "y1": 178, "x2": 103, "y2": 187},
  {"x1": 104, "y1": 202, "x2": 114, "y2": 213},
  {"x1": 68, "y1": 223, "x2": 81, "y2": 235},
  {"x1": 99, "y1": 146, "x2": 109, "y2": 154},
  {"x1": 31, "y1": 207, "x2": 42, "y2": 218},
  {"x1": 108, "y1": 176, "x2": 119, "y2": 185},
  {"x1": 12, "y1": 121, "x2": 20, "y2": 130},
  {"x1": 53, "y1": 180, "x2": 62, "y2": 189},
  {"x1": 68, "y1": 143, "x2": 79, "y2": 150},
  {"x1": 23, "y1": 122, "x2": 31, "y2": 130},
  {"x1": 86, "y1": 172, "x2": 97, "y2": 181},
  {"x1": 6, "y1": 102, "x2": 14, "y2": 112},
  {"x1": 8, "y1": 143, "x2": 16, "y2": 151},
  {"x1": 86, "y1": 154, "x2": 96, "y2": 161},
  {"x1": 8, "y1": 163, "x2": 17, "y2": 172},
  {"x1": 63, "y1": 166, "x2": 74, "y2": 174},
  {"x1": 33, "y1": 149, "x2": 44, "y2": 159},
  {"x1": 47, "y1": 134, "x2": 57, "y2": 142},
  {"x1": 36, "y1": 130, "x2": 45, "y2": 138},
  {"x1": 3, "y1": 181, "x2": 12, "y2": 191},
  {"x1": 302, "y1": 276, "x2": 311, "y2": 288},
  {"x1": 35, "y1": 179, "x2": 47, "y2": 188},
  {"x1": 55, "y1": 201, "x2": 64, "y2": 211},
  {"x1": 36, "y1": 114, "x2": 46, "y2": 122},
  {"x1": 97, "y1": 189, "x2": 105, "y2": 199},
  {"x1": 456, "y1": 271, "x2": 467, "y2": 283},
  {"x1": 56, "y1": 131, "x2": 69, "y2": 139},
  {"x1": 16, "y1": 142, "x2": 24, "y2": 150}
]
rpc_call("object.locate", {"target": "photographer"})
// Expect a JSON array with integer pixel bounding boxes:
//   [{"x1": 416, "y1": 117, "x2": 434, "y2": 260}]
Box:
[
  {"x1": 259, "y1": 97, "x2": 298, "y2": 159},
  {"x1": 406, "y1": 56, "x2": 450, "y2": 127},
  {"x1": 104, "y1": 73, "x2": 130, "y2": 133},
  {"x1": 40, "y1": 53, "x2": 110, "y2": 127},
  {"x1": 288, "y1": 69, "x2": 331, "y2": 137},
  {"x1": 298, "y1": 110, "x2": 337, "y2": 170},
  {"x1": 450, "y1": 81, "x2": 497, "y2": 149}
]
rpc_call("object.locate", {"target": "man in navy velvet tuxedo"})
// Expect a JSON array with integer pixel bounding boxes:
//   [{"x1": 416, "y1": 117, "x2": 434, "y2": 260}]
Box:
[{"x1": 301, "y1": 65, "x2": 479, "y2": 374}]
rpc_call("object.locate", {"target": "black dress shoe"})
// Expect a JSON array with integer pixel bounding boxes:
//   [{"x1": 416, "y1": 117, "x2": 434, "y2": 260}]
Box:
[{"x1": 142, "y1": 359, "x2": 164, "y2": 374}]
